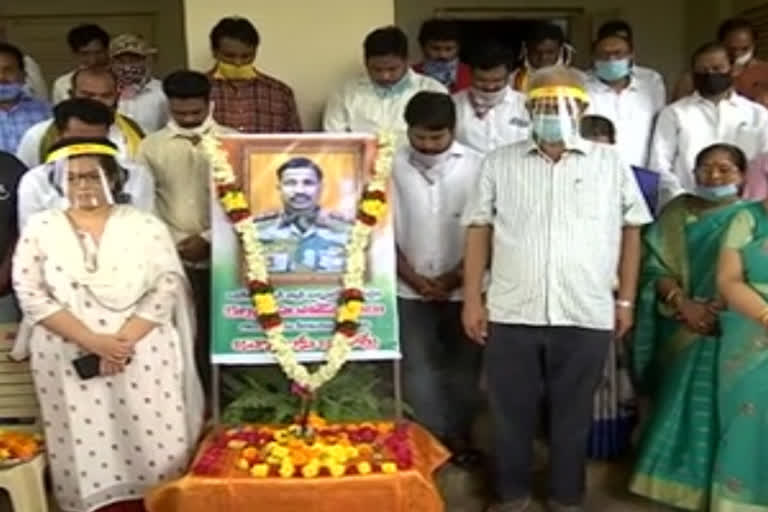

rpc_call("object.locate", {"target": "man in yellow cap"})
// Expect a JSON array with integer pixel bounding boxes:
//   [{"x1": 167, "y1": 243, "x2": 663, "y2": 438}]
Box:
[
  {"x1": 461, "y1": 66, "x2": 651, "y2": 512},
  {"x1": 109, "y1": 33, "x2": 168, "y2": 133}
]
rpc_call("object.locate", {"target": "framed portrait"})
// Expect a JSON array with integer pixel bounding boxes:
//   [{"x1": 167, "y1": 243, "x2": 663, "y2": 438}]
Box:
[{"x1": 211, "y1": 134, "x2": 399, "y2": 365}]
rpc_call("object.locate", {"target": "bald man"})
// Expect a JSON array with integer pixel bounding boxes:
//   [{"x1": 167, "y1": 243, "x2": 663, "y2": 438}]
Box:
[
  {"x1": 16, "y1": 67, "x2": 145, "y2": 167},
  {"x1": 461, "y1": 66, "x2": 651, "y2": 511}
]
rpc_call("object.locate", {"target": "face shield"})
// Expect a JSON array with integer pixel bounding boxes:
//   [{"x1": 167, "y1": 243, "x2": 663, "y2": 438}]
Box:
[
  {"x1": 526, "y1": 85, "x2": 590, "y2": 145},
  {"x1": 51, "y1": 156, "x2": 115, "y2": 210}
]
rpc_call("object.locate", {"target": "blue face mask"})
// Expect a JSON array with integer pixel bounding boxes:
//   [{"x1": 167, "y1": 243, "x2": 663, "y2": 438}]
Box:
[
  {"x1": 0, "y1": 82, "x2": 23, "y2": 102},
  {"x1": 423, "y1": 58, "x2": 459, "y2": 87},
  {"x1": 695, "y1": 183, "x2": 739, "y2": 201},
  {"x1": 532, "y1": 114, "x2": 573, "y2": 143},
  {"x1": 594, "y1": 58, "x2": 632, "y2": 82}
]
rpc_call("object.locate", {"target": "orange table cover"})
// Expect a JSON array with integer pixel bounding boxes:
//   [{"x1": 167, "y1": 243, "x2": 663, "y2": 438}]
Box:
[{"x1": 145, "y1": 423, "x2": 450, "y2": 512}]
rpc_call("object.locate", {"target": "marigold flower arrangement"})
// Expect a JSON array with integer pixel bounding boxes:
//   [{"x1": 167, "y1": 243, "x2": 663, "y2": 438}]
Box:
[
  {"x1": 0, "y1": 430, "x2": 43, "y2": 463},
  {"x1": 202, "y1": 134, "x2": 394, "y2": 392},
  {"x1": 192, "y1": 413, "x2": 413, "y2": 478}
]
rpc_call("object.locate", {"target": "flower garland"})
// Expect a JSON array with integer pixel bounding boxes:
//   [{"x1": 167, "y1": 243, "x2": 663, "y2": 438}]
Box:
[{"x1": 203, "y1": 134, "x2": 394, "y2": 392}]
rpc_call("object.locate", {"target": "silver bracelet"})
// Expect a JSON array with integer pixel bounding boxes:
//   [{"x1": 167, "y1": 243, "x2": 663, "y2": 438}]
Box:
[{"x1": 615, "y1": 299, "x2": 634, "y2": 309}]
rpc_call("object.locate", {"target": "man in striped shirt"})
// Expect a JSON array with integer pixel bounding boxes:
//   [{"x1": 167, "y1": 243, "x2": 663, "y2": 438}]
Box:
[{"x1": 461, "y1": 66, "x2": 651, "y2": 512}]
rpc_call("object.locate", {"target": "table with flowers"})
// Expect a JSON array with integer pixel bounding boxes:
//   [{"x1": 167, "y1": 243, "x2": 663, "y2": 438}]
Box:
[{"x1": 145, "y1": 415, "x2": 449, "y2": 512}]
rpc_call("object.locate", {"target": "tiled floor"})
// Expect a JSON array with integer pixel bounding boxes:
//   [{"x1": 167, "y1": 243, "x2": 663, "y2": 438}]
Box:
[{"x1": 437, "y1": 458, "x2": 675, "y2": 512}]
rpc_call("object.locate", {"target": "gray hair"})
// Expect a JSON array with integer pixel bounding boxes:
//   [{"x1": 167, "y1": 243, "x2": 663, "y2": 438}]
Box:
[{"x1": 527, "y1": 65, "x2": 586, "y2": 91}]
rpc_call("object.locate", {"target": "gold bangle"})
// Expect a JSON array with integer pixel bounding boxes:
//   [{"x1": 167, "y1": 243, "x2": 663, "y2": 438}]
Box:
[
  {"x1": 665, "y1": 289, "x2": 682, "y2": 306},
  {"x1": 758, "y1": 307, "x2": 768, "y2": 327}
]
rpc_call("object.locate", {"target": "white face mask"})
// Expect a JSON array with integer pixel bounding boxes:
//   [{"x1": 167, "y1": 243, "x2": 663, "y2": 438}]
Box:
[
  {"x1": 470, "y1": 86, "x2": 507, "y2": 107},
  {"x1": 735, "y1": 49, "x2": 754, "y2": 66},
  {"x1": 409, "y1": 148, "x2": 451, "y2": 170},
  {"x1": 168, "y1": 110, "x2": 216, "y2": 138}
]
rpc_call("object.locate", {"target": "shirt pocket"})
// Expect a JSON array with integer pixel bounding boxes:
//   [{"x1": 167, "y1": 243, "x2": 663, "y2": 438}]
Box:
[{"x1": 573, "y1": 177, "x2": 600, "y2": 221}]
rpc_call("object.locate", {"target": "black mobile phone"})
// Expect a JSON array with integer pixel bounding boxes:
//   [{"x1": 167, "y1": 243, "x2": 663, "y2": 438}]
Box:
[{"x1": 72, "y1": 353, "x2": 101, "y2": 380}]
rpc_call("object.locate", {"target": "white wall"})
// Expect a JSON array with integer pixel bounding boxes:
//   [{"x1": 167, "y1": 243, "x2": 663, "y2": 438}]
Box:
[{"x1": 184, "y1": 0, "x2": 395, "y2": 130}]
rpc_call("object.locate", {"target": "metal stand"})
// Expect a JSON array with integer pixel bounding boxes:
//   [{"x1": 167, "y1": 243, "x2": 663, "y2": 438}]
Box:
[
  {"x1": 212, "y1": 364, "x2": 221, "y2": 426},
  {"x1": 392, "y1": 359, "x2": 403, "y2": 421}
]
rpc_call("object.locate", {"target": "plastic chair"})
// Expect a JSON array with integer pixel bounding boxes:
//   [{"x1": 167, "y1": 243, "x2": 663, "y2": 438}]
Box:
[{"x1": 0, "y1": 324, "x2": 48, "y2": 512}]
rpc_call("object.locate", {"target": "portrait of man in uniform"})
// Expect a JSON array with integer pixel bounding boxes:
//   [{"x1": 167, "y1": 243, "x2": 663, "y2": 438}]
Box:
[{"x1": 253, "y1": 157, "x2": 353, "y2": 274}]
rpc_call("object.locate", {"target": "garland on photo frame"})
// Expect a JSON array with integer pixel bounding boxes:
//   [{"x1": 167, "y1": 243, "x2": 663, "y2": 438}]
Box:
[{"x1": 202, "y1": 134, "x2": 394, "y2": 392}]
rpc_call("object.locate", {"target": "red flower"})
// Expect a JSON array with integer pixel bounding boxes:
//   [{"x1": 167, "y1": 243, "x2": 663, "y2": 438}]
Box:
[
  {"x1": 340, "y1": 288, "x2": 364, "y2": 302},
  {"x1": 335, "y1": 321, "x2": 359, "y2": 337},
  {"x1": 216, "y1": 183, "x2": 236, "y2": 197},
  {"x1": 228, "y1": 209, "x2": 250, "y2": 222},
  {"x1": 357, "y1": 211, "x2": 377, "y2": 226},
  {"x1": 258, "y1": 313, "x2": 283, "y2": 329},
  {"x1": 248, "y1": 280, "x2": 272, "y2": 294},
  {"x1": 363, "y1": 189, "x2": 386, "y2": 202}
]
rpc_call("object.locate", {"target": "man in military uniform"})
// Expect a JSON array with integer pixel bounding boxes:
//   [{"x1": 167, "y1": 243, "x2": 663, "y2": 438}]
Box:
[{"x1": 255, "y1": 156, "x2": 352, "y2": 273}]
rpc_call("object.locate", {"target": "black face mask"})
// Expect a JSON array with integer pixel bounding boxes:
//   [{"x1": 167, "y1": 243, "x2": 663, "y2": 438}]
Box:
[{"x1": 693, "y1": 72, "x2": 733, "y2": 96}]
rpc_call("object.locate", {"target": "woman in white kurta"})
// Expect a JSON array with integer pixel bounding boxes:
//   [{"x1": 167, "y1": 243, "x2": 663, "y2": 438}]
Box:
[{"x1": 11, "y1": 138, "x2": 204, "y2": 512}]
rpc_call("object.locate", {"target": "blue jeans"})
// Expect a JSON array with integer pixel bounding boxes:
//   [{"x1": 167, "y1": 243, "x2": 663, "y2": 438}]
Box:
[{"x1": 398, "y1": 298, "x2": 481, "y2": 442}]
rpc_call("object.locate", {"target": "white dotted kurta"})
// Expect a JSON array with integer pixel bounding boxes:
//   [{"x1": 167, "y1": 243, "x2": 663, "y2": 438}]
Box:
[{"x1": 12, "y1": 206, "x2": 203, "y2": 512}]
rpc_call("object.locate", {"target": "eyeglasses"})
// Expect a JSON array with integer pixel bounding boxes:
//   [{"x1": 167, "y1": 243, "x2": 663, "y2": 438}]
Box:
[
  {"x1": 694, "y1": 163, "x2": 740, "y2": 177},
  {"x1": 67, "y1": 172, "x2": 102, "y2": 184}
]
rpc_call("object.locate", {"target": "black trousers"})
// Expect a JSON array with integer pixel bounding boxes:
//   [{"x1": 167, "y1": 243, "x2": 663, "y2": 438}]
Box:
[
  {"x1": 185, "y1": 266, "x2": 212, "y2": 399},
  {"x1": 485, "y1": 323, "x2": 611, "y2": 505}
]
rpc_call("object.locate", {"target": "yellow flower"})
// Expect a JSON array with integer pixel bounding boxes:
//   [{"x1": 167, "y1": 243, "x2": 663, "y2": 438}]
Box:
[
  {"x1": 356, "y1": 462, "x2": 372, "y2": 475},
  {"x1": 381, "y1": 462, "x2": 398, "y2": 474},
  {"x1": 337, "y1": 300, "x2": 363, "y2": 323},
  {"x1": 250, "y1": 464, "x2": 269, "y2": 478},
  {"x1": 329, "y1": 463, "x2": 346, "y2": 477},
  {"x1": 273, "y1": 430, "x2": 290, "y2": 445},
  {"x1": 254, "y1": 293, "x2": 278, "y2": 315},
  {"x1": 227, "y1": 439, "x2": 247, "y2": 450},
  {"x1": 236, "y1": 458, "x2": 251, "y2": 471},
  {"x1": 346, "y1": 446, "x2": 359, "y2": 459},
  {"x1": 301, "y1": 462, "x2": 320, "y2": 478},
  {"x1": 222, "y1": 191, "x2": 248, "y2": 210},
  {"x1": 279, "y1": 461, "x2": 295, "y2": 478},
  {"x1": 360, "y1": 199, "x2": 386, "y2": 218}
]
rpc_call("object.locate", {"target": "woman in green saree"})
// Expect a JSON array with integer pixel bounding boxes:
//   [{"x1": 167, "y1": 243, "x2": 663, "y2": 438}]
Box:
[
  {"x1": 629, "y1": 143, "x2": 749, "y2": 510},
  {"x1": 713, "y1": 192, "x2": 768, "y2": 511}
]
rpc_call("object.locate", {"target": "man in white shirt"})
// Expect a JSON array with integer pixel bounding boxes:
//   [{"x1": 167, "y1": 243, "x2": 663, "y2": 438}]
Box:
[
  {"x1": 51, "y1": 24, "x2": 110, "y2": 105},
  {"x1": 462, "y1": 67, "x2": 651, "y2": 512},
  {"x1": 22, "y1": 55, "x2": 47, "y2": 102},
  {"x1": 17, "y1": 67, "x2": 145, "y2": 168},
  {"x1": 17, "y1": 98, "x2": 154, "y2": 230},
  {"x1": 650, "y1": 42, "x2": 768, "y2": 206},
  {"x1": 395, "y1": 91, "x2": 484, "y2": 465},
  {"x1": 109, "y1": 33, "x2": 168, "y2": 133},
  {"x1": 323, "y1": 26, "x2": 446, "y2": 144},
  {"x1": 454, "y1": 44, "x2": 530, "y2": 154},
  {"x1": 137, "y1": 70, "x2": 234, "y2": 395},
  {"x1": 595, "y1": 20, "x2": 667, "y2": 104},
  {"x1": 585, "y1": 32, "x2": 664, "y2": 167}
]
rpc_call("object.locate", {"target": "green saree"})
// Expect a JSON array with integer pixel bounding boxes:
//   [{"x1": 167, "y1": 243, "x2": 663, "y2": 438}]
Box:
[
  {"x1": 712, "y1": 201, "x2": 768, "y2": 511},
  {"x1": 629, "y1": 195, "x2": 748, "y2": 510}
]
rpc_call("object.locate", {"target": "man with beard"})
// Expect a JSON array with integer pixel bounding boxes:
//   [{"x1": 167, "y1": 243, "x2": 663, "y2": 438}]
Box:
[
  {"x1": 137, "y1": 70, "x2": 235, "y2": 395},
  {"x1": 0, "y1": 42, "x2": 51, "y2": 153},
  {"x1": 394, "y1": 90, "x2": 484, "y2": 465},
  {"x1": 16, "y1": 66, "x2": 145, "y2": 168},
  {"x1": 323, "y1": 26, "x2": 446, "y2": 145},
  {"x1": 109, "y1": 33, "x2": 168, "y2": 133},
  {"x1": 255, "y1": 157, "x2": 352, "y2": 274},
  {"x1": 454, "y1": 44, "x2": 530, "y2": 154},
  {"x1": 413, "y1": 19, "x2": 471, "y2": 93}
]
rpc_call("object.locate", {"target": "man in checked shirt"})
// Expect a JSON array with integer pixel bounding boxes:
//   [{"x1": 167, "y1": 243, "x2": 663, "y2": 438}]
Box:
[{"x1": 208, "y1": 17, "x2": 302, "y2": 133}]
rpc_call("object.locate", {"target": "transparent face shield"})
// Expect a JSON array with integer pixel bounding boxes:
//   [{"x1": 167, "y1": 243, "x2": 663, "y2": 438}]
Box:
[
  {"x1": 52, "y1": 156, "x2": 115, "y2": 210},
  {"x1": 526, "y1": 85, "x2": 590, "y2": 146}
]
